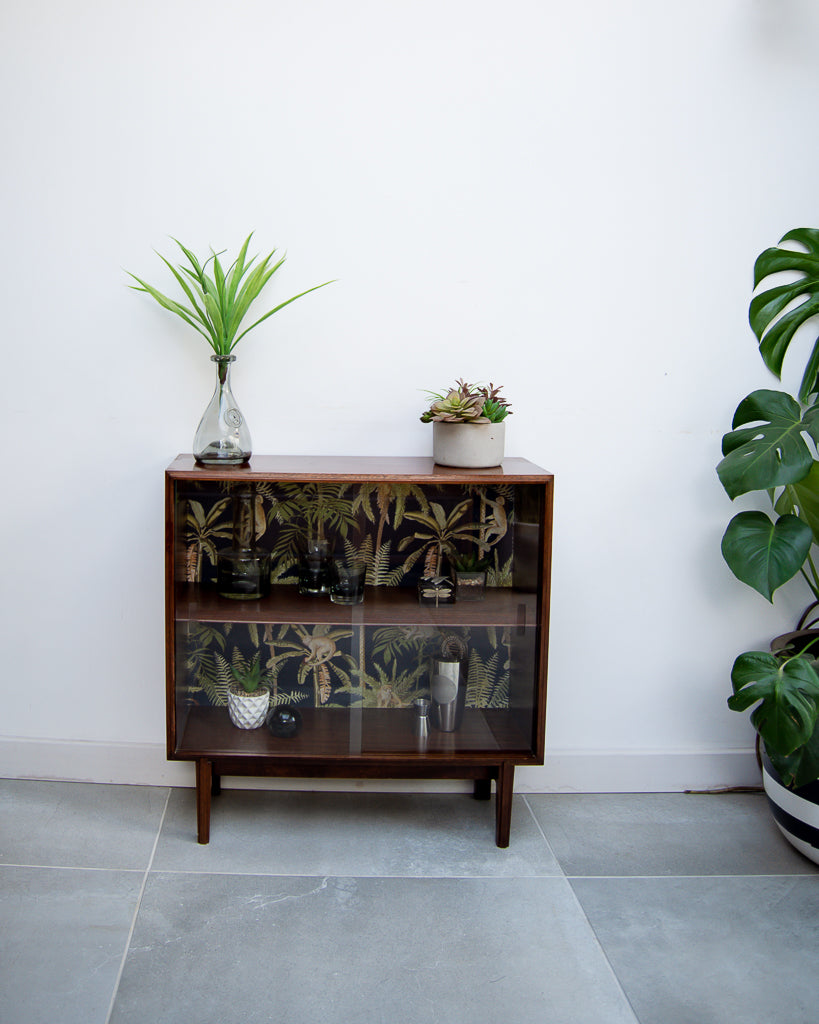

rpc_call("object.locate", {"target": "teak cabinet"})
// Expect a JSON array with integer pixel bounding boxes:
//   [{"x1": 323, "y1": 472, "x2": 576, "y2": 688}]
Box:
[{"x1": 165, "y1": 455, "x2": 553, "y2": 846}]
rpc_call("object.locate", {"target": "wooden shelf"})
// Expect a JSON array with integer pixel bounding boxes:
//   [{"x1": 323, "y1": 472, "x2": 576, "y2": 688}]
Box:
[
  {"x1": 175, "y1": 583, "x2": 539, "y2": 628},
  {"x1": 167, "y1": 453, "x2": 551, "y2": 483},
  {"x1": 176, "y1": 706, "x2": 535, "y2": 761}
]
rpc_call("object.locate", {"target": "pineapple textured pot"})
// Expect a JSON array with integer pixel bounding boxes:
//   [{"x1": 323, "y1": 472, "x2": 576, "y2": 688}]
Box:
[
  {"x1": 227, "y1": 684, "x2": 270, "y2": 729},
  {"x1": 433, "y1": 421, "x2": 505, "y2": 468}
]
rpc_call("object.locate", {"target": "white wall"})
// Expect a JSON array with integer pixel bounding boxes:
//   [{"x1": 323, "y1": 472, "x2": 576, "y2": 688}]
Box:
[{"x1": 3, "y1": 0, "x2": 819, "y2": 791}]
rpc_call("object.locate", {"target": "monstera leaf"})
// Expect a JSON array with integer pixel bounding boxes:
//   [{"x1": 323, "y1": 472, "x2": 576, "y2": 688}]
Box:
[
  {"x1": 751, "y1": 228, "x2": 819, "y2": 403},
  {"x1": 766, "y1": 722, "x2": 819, "y2": 789},
  {"x1": 721, "y1": 510, "x2": 813, "y2": 601},
  {"x1": 775, "y1": 460, "x2": 819, "y2": 544},
  {"x1": 717, "y1": 389, "x2": 819, "y2": 499},
  {"x1": 729, "y1": 650, "x2": 819, "y2": 759}
]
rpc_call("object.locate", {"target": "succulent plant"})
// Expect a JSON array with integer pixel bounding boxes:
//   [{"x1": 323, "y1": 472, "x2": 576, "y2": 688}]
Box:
[
  {"x1": 420, "y1": 380, "x2": 512, "y2": 424},
  {"x1": 450, "y1": 551, "x2": 491, "y2": 572},
  {"x1": 230, "y1": 653, "x2": 269, "y2": 694},
  {"x1": 480, "y1": 382, "x2": 513, "y2": 424}
]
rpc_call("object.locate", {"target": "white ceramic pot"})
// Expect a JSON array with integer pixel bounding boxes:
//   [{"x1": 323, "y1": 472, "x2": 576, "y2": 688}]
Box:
[
  {"x1": 227, "y1": 685, "x2": 270, "y2": 729},
  {"x1": 432, "y1": 421, "x2": 505, "y2": 468},
  {"x1": 761, "y1": 750, "x2": 819, "y2": 865}
]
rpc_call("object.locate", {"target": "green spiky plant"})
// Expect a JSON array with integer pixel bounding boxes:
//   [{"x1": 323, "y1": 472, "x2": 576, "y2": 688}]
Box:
[
  {"x1": 450, "y1": 551, "x2": 491, "y2": 573},
  {"x1": 230, "y1": 652, "x2": 269, "y2": 694},
  {"x1": 420, "y1": 380, "x2": 512, "y2": 424},
  {"x1": 127, "y1": 233, "x2": 332, "y2": 355},
  {"x1": 717, "y1": 228, "x2": 819, "y2": 787}
]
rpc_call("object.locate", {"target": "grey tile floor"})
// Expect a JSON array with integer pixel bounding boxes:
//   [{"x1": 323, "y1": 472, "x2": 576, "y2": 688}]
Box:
[{"x1": 1, "y1": 781, "x2": 817, "y2": 1024}]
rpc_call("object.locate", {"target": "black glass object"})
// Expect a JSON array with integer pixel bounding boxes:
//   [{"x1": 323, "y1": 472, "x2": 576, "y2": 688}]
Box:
[
  {"x1": 267, "y1": 705, "x2": 303, "y2": 738},
  {"x1": 216, "y1": 486, "x2": 271, "y2": 600}
]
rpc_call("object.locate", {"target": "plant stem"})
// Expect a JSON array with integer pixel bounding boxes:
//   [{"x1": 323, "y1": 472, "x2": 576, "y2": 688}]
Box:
[{"x1": 802, "y1": 550, "x2": 819, "y2": 601}]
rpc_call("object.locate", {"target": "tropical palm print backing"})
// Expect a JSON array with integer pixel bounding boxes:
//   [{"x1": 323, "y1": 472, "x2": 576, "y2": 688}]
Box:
[{"x1": 180, "y1": 481, "x2": 524, "y2": 711}]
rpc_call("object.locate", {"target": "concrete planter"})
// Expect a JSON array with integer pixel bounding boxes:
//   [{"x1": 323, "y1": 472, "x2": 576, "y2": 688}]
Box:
[{"x1": 432, "y1": 421, "x2": 505, "y2": 468}]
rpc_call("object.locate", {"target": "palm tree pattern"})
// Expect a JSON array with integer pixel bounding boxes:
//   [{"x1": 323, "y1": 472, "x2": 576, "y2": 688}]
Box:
[{"x1": 180, "y1": 481, "x2": 520, "y2": 710}]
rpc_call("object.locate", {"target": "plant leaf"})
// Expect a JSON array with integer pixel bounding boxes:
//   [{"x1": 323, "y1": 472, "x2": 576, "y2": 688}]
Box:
[
  {"x1": 774, "y1": 460, "x2": 819, "y2": 544},
  {"x1": 226, "y1": 233, "x2": 255, "y2": 307},
  {"x1": 172, "y1": 237, "x2": 207, "y2": 283},
  {"x1": 751, "y1": 228, "x2": 819, "y2": 402},
  {"x1": 729, "y1": 650, "x2": 819, "y2": 756},
  {"x1": 721, "y1": 510, "x2": 812, "y2": 601},
  {"x1": 717, "y1": 389, "x2": 817, "y2": 499},
  {"x1": 766, "y1": 721, "x2": 819, "y2": 788},
  {"x1": 232, "y1": 281, "x2": 334, "y2": 348},
  {"x1": 126, "y1": 273, "x2": 213, "y2": 344},
  {"x1": 202, "y1": 291, "x2": 224, "y2": 345},
  {"x1": 156, "y1": 254, "x2": 210, "y2": 330}
]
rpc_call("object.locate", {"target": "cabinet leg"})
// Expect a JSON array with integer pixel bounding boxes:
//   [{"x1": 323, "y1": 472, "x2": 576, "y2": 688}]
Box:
[
  {"x1": 473, "y1": 778, "x2": 492, "y2": 801},
  {"x1": 212, "y1": 772, "x2": 222, "y2": 796},
  {"x1": 195, "y1": 758, "x2": 212, "y2": 844},
  {"x1": 495, "y1": 763, "x2": 514, "y2": 848}
]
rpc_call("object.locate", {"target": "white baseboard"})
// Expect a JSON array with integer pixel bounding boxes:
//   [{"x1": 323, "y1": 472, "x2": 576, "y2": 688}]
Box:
[{"x1": 0, "y1": 736, "x2": 762, "y2": 793}]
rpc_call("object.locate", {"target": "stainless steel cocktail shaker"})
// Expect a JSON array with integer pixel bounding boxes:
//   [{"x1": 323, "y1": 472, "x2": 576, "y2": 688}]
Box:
[{"x1": 430, "y1": 657, "x2": 466, "y2": 732}]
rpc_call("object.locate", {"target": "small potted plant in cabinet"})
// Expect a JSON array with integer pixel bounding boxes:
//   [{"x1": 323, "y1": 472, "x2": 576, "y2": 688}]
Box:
[
  {"x1": 227, "y1": 653, "x2": 271, "y2": 729},
  {"x1": 450, "y1": 552, "x2": 490, "y2": 601}
]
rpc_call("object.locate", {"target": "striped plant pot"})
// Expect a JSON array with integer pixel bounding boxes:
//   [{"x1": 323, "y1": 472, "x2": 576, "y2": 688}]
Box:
[{"x1": 761, "y1": 749, "x2": 819, "y2": 865}]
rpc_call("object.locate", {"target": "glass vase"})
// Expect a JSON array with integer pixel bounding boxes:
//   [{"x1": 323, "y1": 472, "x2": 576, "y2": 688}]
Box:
[
  {"x1": 193, "y1": 354, "x2": 252, "y2": 465},
  {"x1": 216, "y1": 486, "x2": 270, "y2": 600}
]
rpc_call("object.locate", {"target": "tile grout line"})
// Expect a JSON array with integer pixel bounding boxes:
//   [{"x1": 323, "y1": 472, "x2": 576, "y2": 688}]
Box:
[
  {"x1": 0, "y1": 862, "x2": 146, "y2": 873},
  {"x1": 521, "y1": 797, "x2": 643, "y2": 1022},
  {"x1": 135, "y1": 868, "x2": 564, "y2": 880},
  {"x1": 564, "y1": 871, "x2": 818, "y2": 880},
  {"x1": 103, "y1": 787, "x2": 172, "y2": 1024},
  {"x1": 521, "y1": 794, "x2": 566, "y2": 875},
  {"x1": 562, "y1": 874, "x2": 645, "y2": 1024}
]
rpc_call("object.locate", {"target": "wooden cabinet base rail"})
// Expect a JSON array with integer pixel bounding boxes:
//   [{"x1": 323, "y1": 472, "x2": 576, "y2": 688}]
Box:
[{"x1": 193, "y1": 758, "x2": 517, "y2": 847}]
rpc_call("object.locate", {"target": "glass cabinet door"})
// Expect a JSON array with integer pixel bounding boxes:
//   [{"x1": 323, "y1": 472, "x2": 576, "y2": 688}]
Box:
[{"x1": 166, "y1": 462, "x2": 551, "y2": 768}]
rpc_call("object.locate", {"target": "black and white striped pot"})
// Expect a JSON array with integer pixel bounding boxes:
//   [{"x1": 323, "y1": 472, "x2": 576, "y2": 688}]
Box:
[{"x1": 761, "y1": 749, "x2": 819, "y2": 865}]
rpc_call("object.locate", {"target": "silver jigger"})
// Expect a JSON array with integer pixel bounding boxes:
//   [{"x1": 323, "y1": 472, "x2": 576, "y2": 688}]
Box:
[{"x1": 413, "y1": 697, "x2": 430, "y2": 750}]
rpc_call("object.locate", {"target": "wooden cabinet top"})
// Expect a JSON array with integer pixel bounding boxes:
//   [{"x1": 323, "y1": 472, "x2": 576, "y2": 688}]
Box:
[{"x1": 166, "y1": 454, "x2": 553, "y2": 483}]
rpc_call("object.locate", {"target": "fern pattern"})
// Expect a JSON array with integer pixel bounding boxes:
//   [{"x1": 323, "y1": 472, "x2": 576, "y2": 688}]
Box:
[
  {"x1": 178, "y1": 481, "x2": 529, "y2": 710},
  {"x1": 182, "y1": 481, "x2": 516, "y2": 588},
  {"x1": 183, "y1": 621, "x2": 512, "y2": 710}
]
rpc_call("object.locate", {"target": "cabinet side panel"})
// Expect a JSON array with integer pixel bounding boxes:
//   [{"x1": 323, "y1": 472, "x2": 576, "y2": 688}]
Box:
[
  {"x1": 505, "y1": 482, "x2": 553, "y2": 759},
  {"x1": 164, "y1": 474, "x2": 177, "y2": 757},
  {"x1": 534, "y1": 479, "x2": 553, "y2": 759},
  {"x1": 166, "y1": 476, "x2": 195, "y2": 756}
]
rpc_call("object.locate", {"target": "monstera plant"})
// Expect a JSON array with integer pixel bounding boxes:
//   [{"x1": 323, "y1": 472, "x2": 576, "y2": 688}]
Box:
[{"x1": 717, "y1": 228, "x2": 819, "y2": 788}]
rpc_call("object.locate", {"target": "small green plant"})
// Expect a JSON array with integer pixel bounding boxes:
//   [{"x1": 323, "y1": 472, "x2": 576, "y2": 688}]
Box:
[
  {"x1": 127, "y1": 233, "x2": 333, "y2": 356},
  {"x1": 420, "y1": 380, "x2": 512, "y2": 424},
  {"x1": 450, "y1": 551, "x2": 490, "y2": 572},
  {"x1": 230, "y1": 653, "x2": 269, "y2": 694}
]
